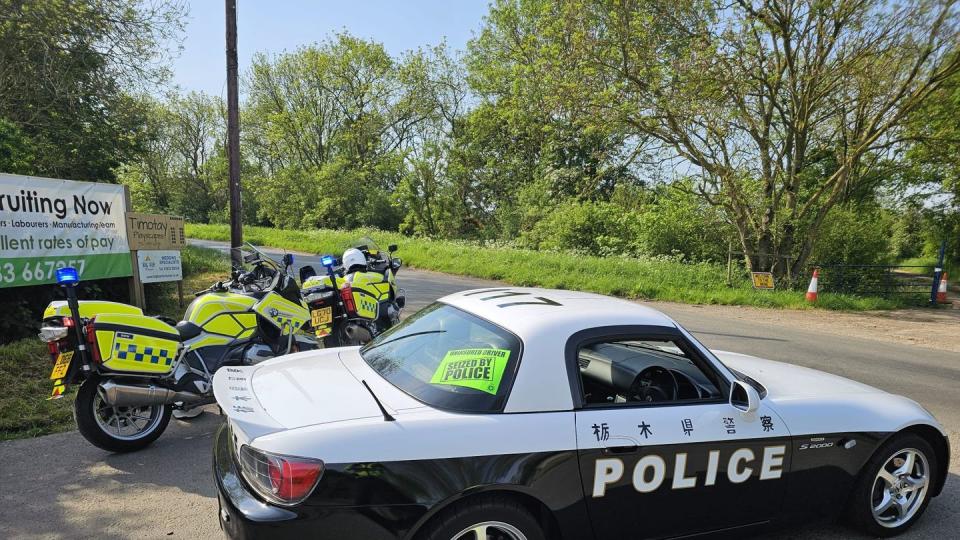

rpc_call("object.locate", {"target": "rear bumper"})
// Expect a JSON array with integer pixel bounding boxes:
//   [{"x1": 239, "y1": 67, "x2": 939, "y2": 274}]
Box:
[{"x1": 213, "y1": 423, "x2": 423, "y2": 540}]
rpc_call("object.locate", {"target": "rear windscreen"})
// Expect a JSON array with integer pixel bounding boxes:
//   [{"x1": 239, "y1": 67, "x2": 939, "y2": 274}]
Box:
[{"x1": 360, "y1": 303, "x2": 522, "y2": 413}]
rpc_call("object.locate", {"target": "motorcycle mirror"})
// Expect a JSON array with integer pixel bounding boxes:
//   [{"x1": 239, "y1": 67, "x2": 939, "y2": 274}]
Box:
[
  {"x1": 388, "y1": 244, "x2": 398, "y2": 253},
  {"x1": 282, "y1": 253, "x2": 294, "y2": 267},
  {"x1": 299, "y1": 265, "x2": 317, "y2": 283}
]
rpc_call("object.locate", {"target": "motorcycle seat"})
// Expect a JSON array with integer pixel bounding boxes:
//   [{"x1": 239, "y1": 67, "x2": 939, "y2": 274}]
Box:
[{"x1": 175, "y1": 321, "x2": 203, "y2": 341}]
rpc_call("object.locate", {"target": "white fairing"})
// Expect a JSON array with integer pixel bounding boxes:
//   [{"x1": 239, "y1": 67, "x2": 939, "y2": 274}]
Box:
[{"x1": 715, "y1": 351, "x2": 946, "y2": 437}]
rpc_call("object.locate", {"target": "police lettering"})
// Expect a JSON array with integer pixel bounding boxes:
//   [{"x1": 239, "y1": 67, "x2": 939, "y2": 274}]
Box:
[
  {"x1": 592, "y1": 445, "x2": 786, "y2": 497},
  {"x1": 441, "y1": 358, "x2": 493, "y2": 382}
]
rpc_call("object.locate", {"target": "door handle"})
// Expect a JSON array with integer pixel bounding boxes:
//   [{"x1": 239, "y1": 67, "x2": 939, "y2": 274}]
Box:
[{"x1": 603, "y1": 445, "x2": 639, "y2": 455}]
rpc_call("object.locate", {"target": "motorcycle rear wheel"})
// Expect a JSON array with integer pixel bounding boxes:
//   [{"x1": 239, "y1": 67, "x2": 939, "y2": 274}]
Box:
[{"x1": 74, "y1": 378, "x2": 172, "y2": 453}]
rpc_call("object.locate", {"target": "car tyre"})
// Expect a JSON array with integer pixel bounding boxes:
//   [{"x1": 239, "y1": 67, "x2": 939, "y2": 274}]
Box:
[
  {"x1": 417, "y1": 496, "x2": 546, "y2": 540},
  {"x1": 848, "y1": 432, "x2": 937, "y2": 537}
]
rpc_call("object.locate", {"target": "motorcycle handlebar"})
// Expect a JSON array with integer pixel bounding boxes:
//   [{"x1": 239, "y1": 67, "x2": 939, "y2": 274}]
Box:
[{"x1": 194, "y1": 281, "x2": 228, "y2": 297}]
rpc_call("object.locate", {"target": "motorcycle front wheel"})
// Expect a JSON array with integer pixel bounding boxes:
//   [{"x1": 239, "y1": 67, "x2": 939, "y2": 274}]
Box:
[{"x1": 74, "y1": 378, "x2": 172, "y2": 453}]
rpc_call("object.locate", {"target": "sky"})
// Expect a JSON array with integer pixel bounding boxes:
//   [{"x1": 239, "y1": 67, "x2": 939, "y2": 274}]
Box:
[{"x1": 171, "y1": 0, "x2": 491, "y2": 98}]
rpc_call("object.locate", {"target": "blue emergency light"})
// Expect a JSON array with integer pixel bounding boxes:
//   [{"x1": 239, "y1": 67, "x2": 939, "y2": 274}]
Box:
[
  {"x1": 56, "y1": 267, "x2": 79, "y2": 285},
  {"x1": 321, "y1": 255, "x2": 335, "y2": 267}
]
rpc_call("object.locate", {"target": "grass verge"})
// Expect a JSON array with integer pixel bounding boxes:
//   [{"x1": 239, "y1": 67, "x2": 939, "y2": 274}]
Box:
[
  {"x1": 188, "y1": 223, "x2": 911, "y2": 311},
  {"x1": 896, "y1": 256, "x2": 957, "y2": 277},
  {"x1": 0, "y1": 245, "x2": 230, "y2": 441}
]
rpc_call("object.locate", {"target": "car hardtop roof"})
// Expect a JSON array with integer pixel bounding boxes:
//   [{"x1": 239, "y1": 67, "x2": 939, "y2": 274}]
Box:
[{"x1": 438, "y1": 287, "x2": 678, "y2": 342}]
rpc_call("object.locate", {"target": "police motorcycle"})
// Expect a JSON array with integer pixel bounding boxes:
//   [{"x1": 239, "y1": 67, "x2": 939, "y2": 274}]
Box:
[
  {"x1": 37, "y1": 247, "x2": 313, "y2": 452},
  {"x1": 299, "y1": 237, "x2": 405, "y2": 347}
]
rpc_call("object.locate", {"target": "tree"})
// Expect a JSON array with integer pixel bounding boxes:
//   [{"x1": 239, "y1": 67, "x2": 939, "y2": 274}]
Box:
[
  {"x1": 118, "y1": 92, "x2": 233, "y2": 223},
  {"x1": 0, "y1": 0, "x2": 185, "y2": 181},
  {"x1": 902, "y1": 67, "x2": 960, "y2": 262},
  {"x1": 245, "y1": 33, "x2": 450, "y2": 229},
  {"x1": 498, "y1": 0, "x2": 960, "y2": 275}
]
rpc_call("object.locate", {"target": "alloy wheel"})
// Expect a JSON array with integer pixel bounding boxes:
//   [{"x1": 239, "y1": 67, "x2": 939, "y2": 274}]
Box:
[
  {"x1": 871, "y1": 447, "x2": 930, "y2": 528},
  {"x1": 451, "y1": 521, "x2": 527, "y2": 540},
  {"x1": 92, "y1": 391, "x2": 164, "y2": 441}
]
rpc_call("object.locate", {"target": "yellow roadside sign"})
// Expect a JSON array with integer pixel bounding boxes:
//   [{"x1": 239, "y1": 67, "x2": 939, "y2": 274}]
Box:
[{"x1": 751, "y1": 272, "x2": 775, "y2": 290}]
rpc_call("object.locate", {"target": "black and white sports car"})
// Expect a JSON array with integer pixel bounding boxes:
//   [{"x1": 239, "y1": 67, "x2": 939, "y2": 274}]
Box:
[{"x1": 212, "y1": 287, "x2": 948, "y2": 540}]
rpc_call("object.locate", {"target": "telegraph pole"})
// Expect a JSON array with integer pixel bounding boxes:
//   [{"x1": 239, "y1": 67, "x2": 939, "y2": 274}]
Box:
[{"x1": 225, "y1": 0, "x2": 242, "y2": 268}]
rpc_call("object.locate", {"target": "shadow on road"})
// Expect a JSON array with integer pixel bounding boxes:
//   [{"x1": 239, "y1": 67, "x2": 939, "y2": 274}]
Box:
[
  {"x1": 0, "y1": 410, "x2": 223, "y2": 539},
  {"x1": 760, "y1": 472, "x2": 959, "y2": 540}
]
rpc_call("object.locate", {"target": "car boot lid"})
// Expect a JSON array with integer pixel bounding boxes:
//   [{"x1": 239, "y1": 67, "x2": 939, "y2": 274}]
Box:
[{"x1": 212, "y1": 348, "x2": 424, "y2": 442}]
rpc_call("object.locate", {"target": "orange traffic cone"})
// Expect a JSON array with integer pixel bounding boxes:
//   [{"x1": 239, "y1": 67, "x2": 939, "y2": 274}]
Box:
[
  {"x1": 806, "y1": 268, "x2": 819, "y2": 302},
  {"x1": 936, "y1": 272, "x2": 949, "y2": 304}
]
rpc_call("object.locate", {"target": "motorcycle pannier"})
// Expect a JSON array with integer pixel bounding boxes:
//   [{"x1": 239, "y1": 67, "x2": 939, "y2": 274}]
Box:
[{"x1": 91, "y1": 313, "x2": 180, "y2": 375}]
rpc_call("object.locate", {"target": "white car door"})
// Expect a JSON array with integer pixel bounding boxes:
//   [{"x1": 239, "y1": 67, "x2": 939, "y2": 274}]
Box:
[{"x1": 571, "y1": 333, "x2": 790, "y2": 538}]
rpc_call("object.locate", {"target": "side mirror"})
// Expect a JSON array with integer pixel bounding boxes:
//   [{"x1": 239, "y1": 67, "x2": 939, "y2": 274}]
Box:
[
  {"x1": 388, "y1": 244, "x2": 398, "y2": 253},
  {"x1": 299, "y1": 265, "x2": 317, "y2": 283},
  {"x1": 730, "y1": 380, "x2": 760, "y2": 414},
  {"x1": 282, "y1": 253, "x2": 294, "y2": 267}
]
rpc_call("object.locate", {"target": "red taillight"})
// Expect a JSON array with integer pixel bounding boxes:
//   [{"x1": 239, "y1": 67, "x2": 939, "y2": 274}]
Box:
[
  {"x1": 62, "y1": 316, "x2": 75, "y2": 328},
  {"x1": 85, "y1": 320, "x2": 101, "y2": 363},
  {"x1": 268, "y1": 457, "x2": 323, "y2": 501},
  {"x1": 239, "y1": 445, "x2": 324, "y2": 505},
  {"x1": 340, "y1": 285, "x2": 357, "y2": 315}
]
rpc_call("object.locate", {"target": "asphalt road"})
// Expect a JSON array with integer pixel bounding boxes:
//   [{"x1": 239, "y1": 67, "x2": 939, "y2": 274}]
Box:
[{"x1": 1, "y1": 239, "x2": 956, "y2": 539}]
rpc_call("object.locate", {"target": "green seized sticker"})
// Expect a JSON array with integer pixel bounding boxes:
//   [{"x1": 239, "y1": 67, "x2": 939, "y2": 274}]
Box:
[{"x1": 429, "y1": 348, "x2": 512, "y2": 395}]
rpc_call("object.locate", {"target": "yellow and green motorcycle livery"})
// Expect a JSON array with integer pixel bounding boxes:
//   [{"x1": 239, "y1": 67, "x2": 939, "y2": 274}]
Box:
[
  {"x1": 37, "y1": 246, "x2": 314, "y2": 452},
  {"x1": 300, "y1": 237, "x2": 405, "y2": 347}
]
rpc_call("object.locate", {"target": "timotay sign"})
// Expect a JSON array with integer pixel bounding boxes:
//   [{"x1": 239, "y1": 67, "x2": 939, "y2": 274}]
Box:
[{"x1": 126, "y1": 212, "x2": 185, "y2": 251}]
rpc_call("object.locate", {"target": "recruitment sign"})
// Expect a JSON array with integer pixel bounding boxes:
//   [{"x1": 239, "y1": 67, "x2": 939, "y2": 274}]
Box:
[{"x1": 0, "y1": 174, "x2": 132, "y2": 288}]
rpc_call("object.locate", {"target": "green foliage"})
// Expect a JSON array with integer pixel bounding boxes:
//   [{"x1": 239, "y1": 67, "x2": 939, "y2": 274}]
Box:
[
  {"x1": 632, "y1": 184, "x2": 731, "y2": 262},
  {"x1": 116, "y1": 92, "x2": 245, "y2": 224},
  {"x1": 809, "y1": 206, "x2": 895, "y2": 266},
  {"x1": 239, "y1": 33, "x2": 451, "y2": 231},
  {"x1": 0, "y1": 339, "x2": 74, "y2": 441},
  {"x1": 188, "y1": 223, "x2": 907, "y2": 311},
  {"x1": 520, "y1": 183, "x2": 731, "y2": 262},
  {"x1": 253, "y1": 158, "x2": 402, "y2": 230},
  {"x1": 524, "y1": 200, "x2": 640, "y2": 256},
  {"x1": 0, "y1": 0, "x2": 185, "y2": 181},
  {"x1": 0, "y1": 118, "x2": 35, "y2": 174}
]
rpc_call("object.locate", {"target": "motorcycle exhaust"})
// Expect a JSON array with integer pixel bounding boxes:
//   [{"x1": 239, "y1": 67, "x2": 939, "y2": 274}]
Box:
[{"x1": 100, "y1": 380, "x2": 205, "y2": 408}]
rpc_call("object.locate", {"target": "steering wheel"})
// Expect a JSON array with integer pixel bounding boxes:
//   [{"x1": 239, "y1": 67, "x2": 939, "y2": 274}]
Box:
[{"x1": 633, "y1": 366, "x2": 679, "y2": 402}]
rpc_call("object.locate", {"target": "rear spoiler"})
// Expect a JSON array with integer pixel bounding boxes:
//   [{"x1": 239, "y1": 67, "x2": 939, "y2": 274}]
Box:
[{"x1": 212, "y1": 365, "x2": 285, "y2": 441}]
